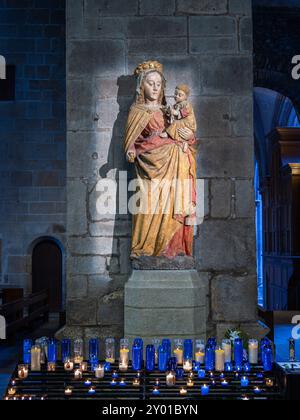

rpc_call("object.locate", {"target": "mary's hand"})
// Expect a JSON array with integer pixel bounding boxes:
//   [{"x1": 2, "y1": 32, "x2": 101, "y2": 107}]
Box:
[{"x1": 178, "y1": 127, "x2": 194, "y2": 141}]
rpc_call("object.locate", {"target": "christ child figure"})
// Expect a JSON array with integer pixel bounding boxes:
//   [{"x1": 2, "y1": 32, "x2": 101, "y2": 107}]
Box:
[{"x1": 160, "y1": 84, "x2": 197, "y2": 152}]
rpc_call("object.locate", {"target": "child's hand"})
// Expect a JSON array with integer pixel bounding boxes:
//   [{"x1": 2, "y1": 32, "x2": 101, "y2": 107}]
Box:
[
  {"x1": 160, "y1": 132, "x2": 168, "y2": 138},
  {"x1": 126, "y1": 151, "x2": 136, "y2": 163}
]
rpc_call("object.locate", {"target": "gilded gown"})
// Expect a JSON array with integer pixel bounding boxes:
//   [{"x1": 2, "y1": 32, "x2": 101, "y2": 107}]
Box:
[{"x1": 124, "y1": 104, "x2": 197, "y2": 258}]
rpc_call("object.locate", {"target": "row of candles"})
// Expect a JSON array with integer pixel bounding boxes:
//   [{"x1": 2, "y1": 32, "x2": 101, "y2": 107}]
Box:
[
  {"x1": 8, "y1": 337, "x2": 275, "y2": 399},
  {"x1": 19, "y1": 336, "x2": 274, "y2": 378}
]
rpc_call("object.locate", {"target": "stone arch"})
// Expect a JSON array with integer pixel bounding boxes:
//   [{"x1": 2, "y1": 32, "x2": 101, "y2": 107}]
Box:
[{"x1": 27, "y1": 236, "x2": 66, "y2": 312}]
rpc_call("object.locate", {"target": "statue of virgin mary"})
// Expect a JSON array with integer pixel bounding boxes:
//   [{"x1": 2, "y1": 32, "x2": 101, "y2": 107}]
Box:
[{"x1": 124, "y1": 61, "x2": 197, "y2": 259}]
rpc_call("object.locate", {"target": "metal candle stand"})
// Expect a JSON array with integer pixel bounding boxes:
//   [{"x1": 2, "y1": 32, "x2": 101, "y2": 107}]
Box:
[{"x1": 4, "y1": 362, "x2": 282, "y2": 401}]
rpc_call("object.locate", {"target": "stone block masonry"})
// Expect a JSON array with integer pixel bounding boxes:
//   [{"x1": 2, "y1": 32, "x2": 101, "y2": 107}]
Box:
[
  {"x1": 60, "y1": 0, "x2": 259, "y2": 344},
  {"x1": 0, "y1": 1, "x2": 66, "y2": 292}
]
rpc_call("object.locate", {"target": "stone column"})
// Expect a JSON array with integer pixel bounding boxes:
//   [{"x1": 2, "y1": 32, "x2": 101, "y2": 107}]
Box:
[{"x1": 59, "y1": 0, "x2": 265, "y2": 348}]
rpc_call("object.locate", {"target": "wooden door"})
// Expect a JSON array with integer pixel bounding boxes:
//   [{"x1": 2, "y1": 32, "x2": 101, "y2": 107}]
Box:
[{"x1": 32, "y1": 241, "x2": 62, "y2": 312}]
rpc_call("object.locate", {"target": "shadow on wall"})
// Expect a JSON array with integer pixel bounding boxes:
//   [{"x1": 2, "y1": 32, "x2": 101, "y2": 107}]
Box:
[{"x1": 97, "y1": 75, "x2": 136, "y2": 340}]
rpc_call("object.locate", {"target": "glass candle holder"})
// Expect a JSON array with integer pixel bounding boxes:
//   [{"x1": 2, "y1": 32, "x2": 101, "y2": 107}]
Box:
[
  {"x1": 47, "y1": 339, "x2": 57, "y2": 363},
  {"x1": 88, "y1": 387, "x2": 96, "y2": 395},
  {"x1": 132, "y1": 342, "x2": 143, "y2": 371},
  {"x1": 234, "y1": 339, "x2": 243, "y2": 369},
  {"x1": 95, "y1": 364, "x2": 105, "y2": 379},
  {"x1": 65, "y1": 387, "x2": 73, "y2": 396},
  {"x1": 195, "y1": 339, "x2": 205, "y2": 364},
  {"x1": 47, "y1": 362, "x2": 56, "y2": 372},
  {"x1": 180, "y1": 387, "x2": 188, "y2": 396},
  {"x1": 222, "y1": 339, "x2": 232, "y2": 363},
  {"x1": 207, "y1": 338, "x2": 217, "y2": 350},
  {"x1": 84, "y1": 378, "x2": 92, "y2": 386},
  {"x1": 146, "y1": 345, "x2": 155, "y2": 372},
  {"x1": 74, "y1": 338, "x2": 84, "y2": 364},
  {"x1": 248, "y1": 339, "x2": 258, "y2": 364},
  {"x1": 31, "y1": 345, "x2": 41, "y2": 372},
  {"x1": 132, "y1": 377, "x2": 141, "y2": 387},
  {"x1": 166, "y1": 371, "x2": 176, "y2": 387},
  {"x1": 187, "y1": 378, "x2": 194, "y2": 388},
  {"x1": 198, "y1": 369, "x2": 206, "y2": 379},
  {"x1": 133, "y1": 338, "x2": 144, "y2": 363},
  {"x1": 215, "y1": 347, "x2": 225, "y2": 372},
  {"x1": 61, "y1": 339, "x2": 71, "y2": 363},
  {"x1": 18, "y1": 365, "x2": 29, "y2": 380},
  {"x1": 201, "y1": 384, "x2": 210, "y2": 396},
  {"x1": 266, "y1": 378, "x2": 274, "y2": 388},
  {"x1": 64, "y1": 359, "x2": 74, "y2": 371},
  {"x1": 35, "y1": 338, "x2": 47, "y2": 365},
  {"x1": 162, "y1": 339, "x2": 172, "y2": 360},
  {"x1": 262, "y1": 344, "x2": 273, "y2": 372},
  {"x1": 225, "y1": 362, "x2": 233, "y2": 372},
  {"x1": 183, "y1": 358, "x2": 193, "y2": 373},
  {"x1": 205, "y1": 346, "x2": 215, "y2": 371},
  {"x1": 80, "y1": 361, "x2": 88, "y2": 372},
  {"x1": 74, "y1": 369, "x2": 83, "y2": 380},
  {"x1": 23, "y1": 339, "x2": 33, "y2": 364},
  {"x1": 260, "y1": 338, "x2": 270, "y2": 362},
  {"x1": 241, "y1": 376, "x2": 249, "y2": 387},
  {"x1": 105, "y1": 338, "x2": 116, "y2": 363},
  {"x1": 119, "y1": 379, "x2": 126, "y2": 387},
  {"x1": 153, "y1": 387, "x2": 160, "y2": 395},
  {"x1": 119, "y1": 339, "x2": 129, "y2": 372},
  {"x1": 158, "y1": 345, "x2": 168, "y2": 372},
  {"x1": 174, "y1": 339, "x2": 184, "y2": 365},
  {"x1": 89, "y1": 339, "x2": 99, "y2": 369},
  {"x1": 168, "y1": 357, "x2": 177, "y2": 372},
  {"x1": 8, "y1": 387, "x2": 16, "y2": 396},
  {"x1": 176, "y1": 368, "x2": 184, "y2": 380},
  {"x1": 152, "y1": 339, "x2": 161, "y2": 365},
  {"x1": 183, "y1": 340, "x2": 193, "y2": 361}
]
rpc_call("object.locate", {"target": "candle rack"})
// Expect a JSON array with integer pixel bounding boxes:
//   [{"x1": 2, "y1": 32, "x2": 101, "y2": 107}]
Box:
[{"x1": 4, "y1": 362, "x2": 282, "y2": 400}]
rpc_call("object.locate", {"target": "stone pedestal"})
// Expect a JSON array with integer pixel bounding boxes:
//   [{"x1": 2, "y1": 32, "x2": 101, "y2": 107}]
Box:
[{"x1": 124, "y1": 268, "x2": 207, "y2": 343}]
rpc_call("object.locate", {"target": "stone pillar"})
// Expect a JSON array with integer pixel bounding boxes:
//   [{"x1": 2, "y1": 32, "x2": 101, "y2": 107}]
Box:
[{"x1": 60, "y1": 0, "x2": 265, "y2": 348}]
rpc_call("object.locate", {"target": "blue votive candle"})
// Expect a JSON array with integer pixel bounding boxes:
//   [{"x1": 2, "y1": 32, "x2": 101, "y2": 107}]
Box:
[
  {"x1": 134, "y1": 338, "x2": 144, "y2": 364},
  {"x1": 168, "y1": 357, "x2": 177, "y2": 372},
  {"x1": 47, "y1": 339, "x2": 57, "y2": 363},
  {"x1": 201, "y1": 384, "x2": 210, "y2": 396},
  {"x1": 158, "y1": 345, "x2": 168, "y2": 372},
  {"x1": 162, "y1": 339, "x2": 172, "y2": 360},
  {"x1": 207, "y1": 338, "x2": 217, "y2": 350},
  {"x1": 176, "y1": 368, "x2": 184, "y2": 379},
  {"x1": 262, "y1": 344, "x2": 273, "y2": 372},
  {"x1": 198, "y1": 369, "x2": 206, "y2": 379},
  {"x1": 23, "y1": 339, "x2": 33, "y2": 364},
  {"x1": 146, "y1": 345, "x2": 155, "y2": 372},
  {"x1": 244, "y1": 362, "x2": 251, "y2": 372},
  {"x1": 225, "y1": 362, "x2": 233, "y2": 372},
  {"x1": 234, "y1": 339, "x2": 244, "y2": 369},
  {"x1": 89, "y1": 339, "x2": 99, "y2": 370},
  {"x1": 241, "y1": 376, "x2": 249, "y2": 387},
  {"x1": 205, "y1": 345, "x2": 215, "y2": 371},
  {"x1": 184, "y1": 340, "x2": 193, "y2": 360},
  {"x1": 132, "y1": 343, "x2": 143, "y2": 371},
  {"x1": 61, "y1": 339, "x2": 71, "y2": 362}
]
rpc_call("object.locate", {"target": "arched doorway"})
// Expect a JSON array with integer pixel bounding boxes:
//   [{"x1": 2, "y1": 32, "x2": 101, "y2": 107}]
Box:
[{"x1": 32, "y1": 240, "x2": 63, "y2": 313}]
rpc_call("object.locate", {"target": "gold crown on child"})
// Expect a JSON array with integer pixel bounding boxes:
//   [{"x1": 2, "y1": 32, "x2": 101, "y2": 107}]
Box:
[{"x1": 134, "y1": 60, "x2": 164, "y2": 77}]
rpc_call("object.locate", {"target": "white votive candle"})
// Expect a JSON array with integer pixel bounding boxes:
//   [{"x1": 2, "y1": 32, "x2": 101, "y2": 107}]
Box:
[
  {"x1": 215, "y1": 348, "x2": 225, "y2": 372},
  {"x1": 248, "y1": 339, "x2": 258, "y2": 364}
]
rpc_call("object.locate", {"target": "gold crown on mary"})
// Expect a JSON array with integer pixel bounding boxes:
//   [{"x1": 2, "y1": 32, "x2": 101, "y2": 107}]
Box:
[{"x1": 134, "y1": 60, "x2": 164, "y2": 77}]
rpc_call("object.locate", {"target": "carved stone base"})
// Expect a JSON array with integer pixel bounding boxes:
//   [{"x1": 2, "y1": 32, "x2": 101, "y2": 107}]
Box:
[{"x1": 124, "y1": 269, "x2": 207, "y2": 344}]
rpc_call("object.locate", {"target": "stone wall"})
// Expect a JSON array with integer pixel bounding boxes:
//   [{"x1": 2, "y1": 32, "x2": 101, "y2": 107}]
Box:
[
  {"x1": 65, "y1": 0, "x2": 258, "y2": 345},
  {"x1": 0, "y1": 0, "x2": 66, "y2": 293}
]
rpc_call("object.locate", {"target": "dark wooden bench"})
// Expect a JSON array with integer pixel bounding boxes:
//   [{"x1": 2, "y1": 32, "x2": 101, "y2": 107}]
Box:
[{"x1": 0, "y1": 290, "x2": 49, "y2": 338}]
